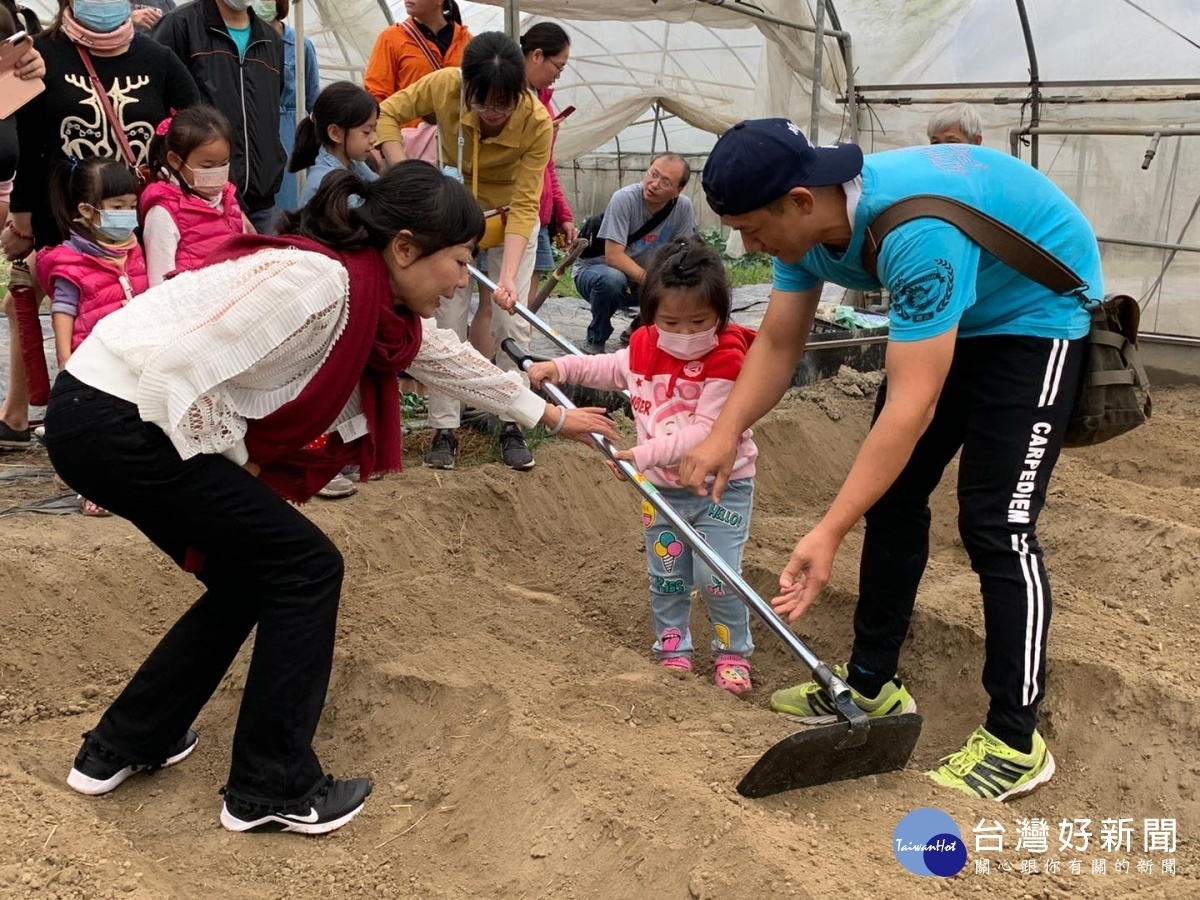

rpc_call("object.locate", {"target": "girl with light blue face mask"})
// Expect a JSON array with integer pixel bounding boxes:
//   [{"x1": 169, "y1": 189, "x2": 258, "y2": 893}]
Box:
[
  {"x1": 70, "y1": 0, "x2": 134, "y2": 35},
  {"x1": 38, "y1": 156, "x2": 150, "y2": 369}
]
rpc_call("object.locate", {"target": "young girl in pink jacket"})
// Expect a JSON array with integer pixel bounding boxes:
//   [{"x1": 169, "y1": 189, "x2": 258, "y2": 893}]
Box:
[{"x1": 529, "y1": 236, "x2": 759, "y2": 694}]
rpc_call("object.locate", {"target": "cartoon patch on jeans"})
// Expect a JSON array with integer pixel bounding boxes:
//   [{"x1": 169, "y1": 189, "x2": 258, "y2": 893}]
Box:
[
  {"x1": 654, "y1": 531, "x2": 684, "y2": 572},
  {"x1": 714, "y1": 623, "x2": 731, "y2": 650},
  {"x1": 707, "y1": 503, "x2": 744, "y2": 529},
  {"x1": 651, "y1": 576, "x2": 685, "y2": 594},
  {"x1": 706, "y1": 575, "x2": 727, "y2": 597},
  {"x1": 641, "y1": 500, "x2": 656, "y2": 529}
]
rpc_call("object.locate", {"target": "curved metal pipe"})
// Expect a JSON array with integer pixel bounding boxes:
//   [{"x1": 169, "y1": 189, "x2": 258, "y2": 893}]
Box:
[{"x1": 1015, "y1": 0, "x2": 1041, "y2": 168}]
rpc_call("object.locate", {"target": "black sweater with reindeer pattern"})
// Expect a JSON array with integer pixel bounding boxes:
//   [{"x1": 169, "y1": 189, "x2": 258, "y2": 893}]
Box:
[{"x1": 11, "y1": 30, "x2": 198, "y2": 248}]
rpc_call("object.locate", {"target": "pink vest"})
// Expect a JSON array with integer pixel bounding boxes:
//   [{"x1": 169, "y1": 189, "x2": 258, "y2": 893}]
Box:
[
  {"x1": 140, "y1": 181, "x2": 245, "y2": 276},
  {"x1": 37, "y1": 242, "x2": 149, "y2": 350}
]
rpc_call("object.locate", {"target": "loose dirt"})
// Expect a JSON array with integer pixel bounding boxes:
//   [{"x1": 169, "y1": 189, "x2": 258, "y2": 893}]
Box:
[{"x1": 0, "y1": 380, "x2": 1196, "y2": 899}]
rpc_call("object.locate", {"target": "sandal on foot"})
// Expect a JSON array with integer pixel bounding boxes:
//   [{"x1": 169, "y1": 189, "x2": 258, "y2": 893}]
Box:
[
  {"x1": 657, "y1": 627, "x2": 692, "y2": 675},
  {"x1": 714, "y1": 654, "x2": 752, "y2": 694},
  {"x1": 80, "y1": 496, "x2": 111, "y2": 517},
  {"x1": 660, "y1": 656, "x2": 693, "y2": 676}
]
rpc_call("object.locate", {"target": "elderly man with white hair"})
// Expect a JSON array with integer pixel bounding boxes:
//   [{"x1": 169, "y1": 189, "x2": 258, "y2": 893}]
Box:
[{"x1": 927, "y1": 103, "x2": 983, "y2": 145}]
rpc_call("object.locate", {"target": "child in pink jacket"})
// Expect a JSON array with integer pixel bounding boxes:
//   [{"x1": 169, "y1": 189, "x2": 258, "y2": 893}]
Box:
[{"x1": 529, "y1": 236, "x2": 758, "y2": 693}]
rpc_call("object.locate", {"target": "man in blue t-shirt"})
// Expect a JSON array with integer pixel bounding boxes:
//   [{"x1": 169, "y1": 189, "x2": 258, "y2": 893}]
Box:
[{"x1": 680, "y1": 118, "x2": 1101, "y2": 802}]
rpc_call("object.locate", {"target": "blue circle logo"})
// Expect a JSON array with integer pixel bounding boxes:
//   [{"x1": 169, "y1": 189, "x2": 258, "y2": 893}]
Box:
[{"x1": 893, "y1": 808, "x2": 967, "y2": 877}]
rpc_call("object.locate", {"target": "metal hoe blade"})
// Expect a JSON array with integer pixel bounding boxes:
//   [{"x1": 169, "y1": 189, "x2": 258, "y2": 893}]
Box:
[
  {"x1": 483, "y1": 322, "x2": 925, "y2": 797},
  {"x1": 738, "y1": 713, "x2": 923, "y2": 797}
]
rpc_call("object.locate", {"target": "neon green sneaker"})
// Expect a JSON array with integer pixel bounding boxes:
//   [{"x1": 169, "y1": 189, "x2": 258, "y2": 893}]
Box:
[
  {"x1": 926, "y1": 726, "x2": 1056, "y2": 801},
  {"x1": 768, "y1": 664, "x2": 917, "y2": 725}
]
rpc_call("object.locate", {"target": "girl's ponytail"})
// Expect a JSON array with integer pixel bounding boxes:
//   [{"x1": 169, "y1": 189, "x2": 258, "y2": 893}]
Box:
[
  {"x1": 278, "y1": 161, "x2": 484, "y2": 255},
  {"x1": 290, "y1": 82, "x2": 379, "y2": 174},
  {"x1": 289, "y1": 115, "x2": 322, "y2": 173},
  {"x1": 278, "y1": 169, "x2": 373, "y2": 248}
]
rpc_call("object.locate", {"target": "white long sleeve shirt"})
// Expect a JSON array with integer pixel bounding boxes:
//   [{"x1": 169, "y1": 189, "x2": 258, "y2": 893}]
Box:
[{"x1": 67, "y1": 247, "x2": 545, "y2": 464}]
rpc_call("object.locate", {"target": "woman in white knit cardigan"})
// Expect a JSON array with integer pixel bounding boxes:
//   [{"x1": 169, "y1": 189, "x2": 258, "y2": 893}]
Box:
[{"x1": 41, "y1": 163, "x2": 618, "y2": 836}]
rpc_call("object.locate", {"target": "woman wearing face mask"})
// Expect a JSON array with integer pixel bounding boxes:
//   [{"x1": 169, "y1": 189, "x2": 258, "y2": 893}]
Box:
[
  {"x1": 43, "y1": 162, "x2": 618, "y2": 834},
  {"x1": 150, "y1": 0, "x2": 285, "y2": 234},
  {"x1": 141, "y1": 105, "x2": 249, "y2": 286},
  {"x1": 377, "y1": 31, "x2": 553, "y2": 471},
  {"x1": 0, "y1": 0, "x2": 198, "y2": 449},
  {"x1": 258, "y1": 0, "x2": 318, "y2": 215}
]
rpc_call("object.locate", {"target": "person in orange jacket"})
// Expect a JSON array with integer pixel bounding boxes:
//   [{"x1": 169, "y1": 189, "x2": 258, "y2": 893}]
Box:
[{"x1": 363, "y1": 0, "x2": 471, "y2": 129}]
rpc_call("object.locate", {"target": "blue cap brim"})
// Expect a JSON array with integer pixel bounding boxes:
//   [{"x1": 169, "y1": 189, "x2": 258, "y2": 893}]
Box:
[{"x1": 805, "y1": 143, "x2": 865, "y2": 187}]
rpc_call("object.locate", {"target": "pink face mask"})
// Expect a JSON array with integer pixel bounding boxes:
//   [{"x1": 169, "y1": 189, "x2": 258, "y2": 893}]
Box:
[
  {"x1": 657, "y1": 325, "x2": 719, "y2": 360},
  {"x1": 184, "y1": 162, "x2": 230, "y2": 197}
]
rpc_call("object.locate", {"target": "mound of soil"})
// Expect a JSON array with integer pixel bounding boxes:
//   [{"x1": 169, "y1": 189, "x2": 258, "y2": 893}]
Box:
[{"x1": 0, "y1": 385, "x2": 1197, "y2": 899}]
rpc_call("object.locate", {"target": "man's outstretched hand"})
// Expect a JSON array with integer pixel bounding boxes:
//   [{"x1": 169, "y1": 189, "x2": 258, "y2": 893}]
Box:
[{"x1": 678, "y1": 431, "x2": 739, "y2": 502}]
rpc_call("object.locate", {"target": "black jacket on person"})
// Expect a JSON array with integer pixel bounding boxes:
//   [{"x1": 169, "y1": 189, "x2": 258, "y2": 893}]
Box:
[{"x1": 151, "y1": 0, "x2": 285, "y2": 212}]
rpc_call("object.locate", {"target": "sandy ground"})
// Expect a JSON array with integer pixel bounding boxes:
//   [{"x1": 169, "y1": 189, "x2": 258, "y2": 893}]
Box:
[{"x1": 0, "y1": 376, "x2": 1197, "y2": 900}]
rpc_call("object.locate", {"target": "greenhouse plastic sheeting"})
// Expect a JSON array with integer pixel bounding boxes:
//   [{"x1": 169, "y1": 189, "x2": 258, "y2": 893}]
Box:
[{"x1": 18, "y1": 0, "x2": 1200, "y2": 334}]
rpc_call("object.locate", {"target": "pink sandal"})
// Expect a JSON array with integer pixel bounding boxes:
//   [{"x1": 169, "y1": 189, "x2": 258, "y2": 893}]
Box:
[
  {"x1": 714, "y1": 654, "x2": 752, "y2": 694},
  {"x1": 658, "y1": 627, "x2": 693, "y2": 675}
]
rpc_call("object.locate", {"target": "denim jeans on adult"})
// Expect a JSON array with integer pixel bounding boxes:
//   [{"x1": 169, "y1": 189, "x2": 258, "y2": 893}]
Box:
[
  {"x1": 644, "y1": 478, "x2": 755, "y2": 659},
  {"x1": 573, "y1": 263, "x2": 638, "y2": 346},
  {"x1": 849, "y1": 335, "x2": 1085, "y2": 746},
  {"x1": 44, "y1": 371, "x2": 344, "y2": 803}
]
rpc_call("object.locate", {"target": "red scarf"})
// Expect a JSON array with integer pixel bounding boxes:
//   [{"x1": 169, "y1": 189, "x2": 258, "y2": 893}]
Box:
[{"x1": 205, "y1": 234, "x2": 422, "y2": 502}]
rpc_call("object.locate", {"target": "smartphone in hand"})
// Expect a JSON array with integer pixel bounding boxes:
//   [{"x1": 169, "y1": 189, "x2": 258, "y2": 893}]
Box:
[
  {"x1": 0, "y1": 32, "x2": 44, "y2": 119},
  {"x1": 553, "y1": 105, "x2": 577, "y2": 123}
]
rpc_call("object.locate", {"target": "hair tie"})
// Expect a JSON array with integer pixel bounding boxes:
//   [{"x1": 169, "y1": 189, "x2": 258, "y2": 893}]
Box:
[
  {"x1": 156, "y1": 117, "x2": 173, "y2": 137},
  {"x1": 68, "y1": 155, "x2": 80, "y2": 172}
]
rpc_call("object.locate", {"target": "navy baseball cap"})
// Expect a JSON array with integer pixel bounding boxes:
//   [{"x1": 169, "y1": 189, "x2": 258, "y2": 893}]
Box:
[{"x1": 702, "y1": 118, "x2": 864, "y2": 216}]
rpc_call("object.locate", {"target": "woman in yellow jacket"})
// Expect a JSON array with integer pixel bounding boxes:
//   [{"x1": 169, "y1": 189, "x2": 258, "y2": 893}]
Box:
[{"x1": 378, "y1": 31, "x2": 552, "y2": 471}]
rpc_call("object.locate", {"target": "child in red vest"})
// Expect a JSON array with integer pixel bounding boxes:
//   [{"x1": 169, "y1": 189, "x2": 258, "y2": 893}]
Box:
[
  {"x1": 37, "y1": 156, "x2": 148, "y2": 516},
  {"x1": 141, "y1": 106, "x2": 249, "y2": 286},
  {"x1": 528, "y1": 236, "x2": 760, "y2": 694}
]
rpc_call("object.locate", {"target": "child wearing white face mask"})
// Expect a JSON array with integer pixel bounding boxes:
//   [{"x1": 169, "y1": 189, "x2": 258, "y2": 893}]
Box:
[
  {"x1": 140, "y1": 106, "x2": 250, "y2": 286},
  {"x1": 527, "y1": 236, "x2": 760, "y2": 695}
]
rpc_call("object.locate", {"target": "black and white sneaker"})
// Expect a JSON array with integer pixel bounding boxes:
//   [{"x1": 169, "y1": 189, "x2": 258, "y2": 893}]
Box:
[
  {"x1": 499, "y1": 422, "x2": 535, "y2": 470},
  {"x1": 423, "y1": 428, "x2": 458, "y2": 469},
  {"x1": 0, "y1": 421, "x2": 31, "y2": 450},
  {"x1": 220, "y1": 775, "x2": 372, "y2": 835},
  {"x1": 67, "y1": 730, "x2": 199, "y2": 796}
]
